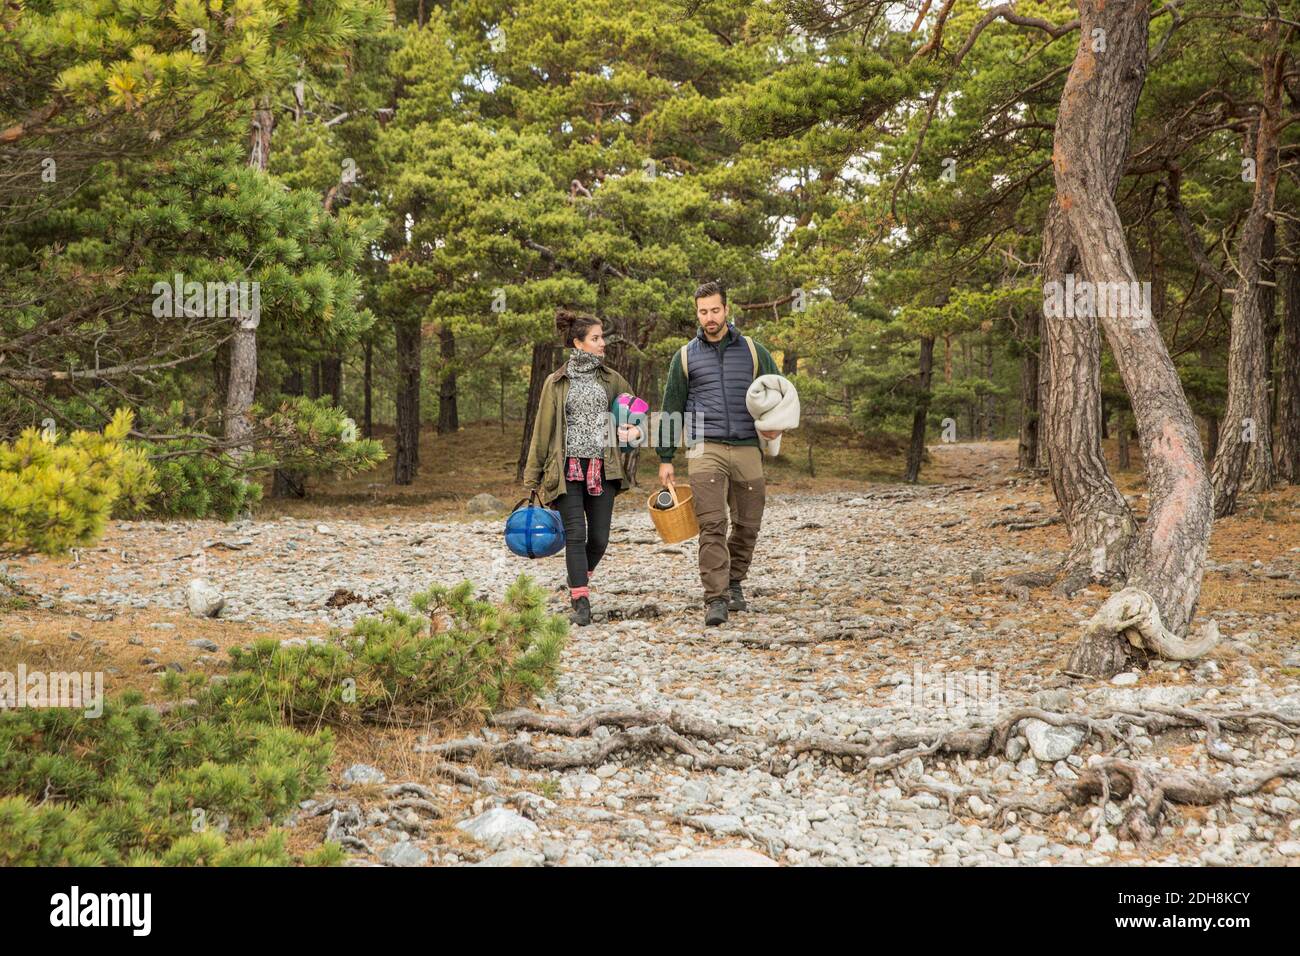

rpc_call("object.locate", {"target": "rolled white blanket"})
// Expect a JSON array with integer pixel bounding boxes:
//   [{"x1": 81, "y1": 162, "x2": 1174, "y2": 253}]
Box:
[{"x1": 745, "y1": 374, "x2": 801, "y2": 456}]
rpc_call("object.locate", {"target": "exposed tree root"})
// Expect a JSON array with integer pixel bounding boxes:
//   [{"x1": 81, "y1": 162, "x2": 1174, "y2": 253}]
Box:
[
  {"x1": 989, "y1": 515, "x2": 1061, "y2": 531},
  {"x1": 418, "y1": 724, "x2": 750, "y2": 771},
  {"x1": 428, "y1": 758, "x2": 500, "y2": 794},
  {"x1": 789, "y1": 705, "x2": 1300, "y2": 841},
  {"x1": 1059, "y1": 757, "x2": 1300, "y2": 842},
  {"x1": 1071, "y1": 588, "x2": 1220, "y2": 676},
  {"x1": 672, "y1": 813, "x2": 784, "y2": 858},
  {"x1": 417, "y1": 701, "x2": 1298, "y2": 844},
  {"x1": 786, "y1": 705, "x2": 1300, "y2": 769},
  {"x1": 490, "y1": 705, "x2": 732, "y2": 742}
]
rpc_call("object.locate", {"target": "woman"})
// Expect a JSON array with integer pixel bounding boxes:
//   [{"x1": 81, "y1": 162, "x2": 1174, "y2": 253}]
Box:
[{"x1": 523, "y1": 309, "x2": 643, "y2": 626}]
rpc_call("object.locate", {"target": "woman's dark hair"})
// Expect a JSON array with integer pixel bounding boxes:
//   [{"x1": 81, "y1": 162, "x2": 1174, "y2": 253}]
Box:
[{"x1": 556, "y1": 308, "x2": 603, "y2": 348}]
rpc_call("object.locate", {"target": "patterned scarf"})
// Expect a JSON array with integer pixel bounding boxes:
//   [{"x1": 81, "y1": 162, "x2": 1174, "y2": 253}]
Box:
[
  {"x1": 566, "y1": 454, "x2": 604, "y2": 495},
  {"x1": 567, "y1": 347, "x2": 603, "y2": 375},
  {"x1": 565, "y1": 348, "x2": 605, "y2": 494}
]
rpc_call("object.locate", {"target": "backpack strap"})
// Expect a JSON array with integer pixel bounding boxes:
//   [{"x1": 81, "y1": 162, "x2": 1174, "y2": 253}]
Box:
[
  {"x1": 743, "y1": 335, "x2": 758, "y2": 380},
  {"x1": 679, "y1": 342, "x2": 691, "y2": 379}
]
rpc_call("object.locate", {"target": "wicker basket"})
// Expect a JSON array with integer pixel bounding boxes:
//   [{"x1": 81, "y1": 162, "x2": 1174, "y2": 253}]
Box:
[{"x1": 647, "y1": 483, "x2": 699, "y2": 544}]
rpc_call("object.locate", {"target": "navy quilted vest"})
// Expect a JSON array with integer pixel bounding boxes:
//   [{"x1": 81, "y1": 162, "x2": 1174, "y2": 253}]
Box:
[{"x1": 684, "y1": 325, "x2": 757, "y2": 443}]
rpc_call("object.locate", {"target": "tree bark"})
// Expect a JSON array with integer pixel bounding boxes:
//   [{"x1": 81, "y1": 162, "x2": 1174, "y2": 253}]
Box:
[
  {"x1": 1117, "y1": 412, "x2": 1131, "y2": 471},
  {"x1": 320, "y1": 356, "x2": 343, "y2": 406},
  {"x1": 436, "y1": 326, "x2": 459, "y2": 433},
  {"x1": 1278, "y1": 218, "x2": 1300, "y2": 483},
  {"x1": 363, "y1": 338, "x2": 373, "y2": 439},
  {"x1": 904, "y1": 336, "x2": 934, "y2": 484},
  {"x1": 982, "y1": 336, "x2": 996, "y2": 440},
  {"x1": 518, "y1": 342, "x2": 561, "y2": 481},
  {"x1": 394, "y1": 318, "x2": 422, "y2": 485},
  {"x1": 1210, "y1": 21, "x2": 1283, "y2": 513},
  {"x1": 1052, "y1": 0, "x2": 1213, "y2": 675},
  {"x1": 1041, "y1": 199, "x2": 1136, "y2": 581},
  {"x1": 224, "y1": 101, "x2": 274, "y2": 461},
  {"x1": 782, "y1": 350, "x2": 798, "y2": 376},
  {"x1": 1017, "y1": 311, "x2": 1041, "y2": 471},
  {"x1": 272, "y1": 367, "x2": 305, "y2": 498}
]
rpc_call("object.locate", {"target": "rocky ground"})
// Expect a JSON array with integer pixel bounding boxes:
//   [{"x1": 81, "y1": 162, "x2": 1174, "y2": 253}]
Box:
[{"x1": 5, "y1": 442, "x2": 1300, "y2": 866}]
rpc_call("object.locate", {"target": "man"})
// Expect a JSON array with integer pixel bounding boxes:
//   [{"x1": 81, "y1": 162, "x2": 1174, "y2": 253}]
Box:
[{"x1": 656, "y1": 280, "x2": 781, "y2": 626}]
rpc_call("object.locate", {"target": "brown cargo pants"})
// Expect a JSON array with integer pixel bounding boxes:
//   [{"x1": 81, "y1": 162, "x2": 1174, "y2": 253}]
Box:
[{"x1": 686, "y1": 442, "x2": 765, "y2": 602}]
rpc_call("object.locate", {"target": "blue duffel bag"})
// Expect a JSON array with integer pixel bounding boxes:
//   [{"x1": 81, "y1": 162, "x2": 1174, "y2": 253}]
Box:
[{"x1": 504, "y1": 492, "x2": 566, "y2": 558}]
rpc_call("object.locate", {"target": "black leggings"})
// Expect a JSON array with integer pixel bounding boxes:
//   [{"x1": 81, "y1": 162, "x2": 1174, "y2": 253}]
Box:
[{"x1": 555, "y1": 470, "x2": 621, "y2": 589}]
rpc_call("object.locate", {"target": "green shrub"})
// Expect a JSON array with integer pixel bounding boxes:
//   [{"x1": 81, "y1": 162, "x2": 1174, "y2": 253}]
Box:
[
  {"x1": 217, "y1": 574, "x2": 567, "y2": 726},
  {"x1": 0, "y1": 691, "x2": 332, "y2": 866},
  {"x1": 0, "y1": 578, "x2": 565, "y2": 866},
  {"x1": 0, "y1": 408, "x2": 157, "y2": 555},
  {"x1": 132, "y1": 442, "x2": 264, "y2": 520},
  {"x1": 115, "y1": 397, "x2": 383, "y2": 520}
]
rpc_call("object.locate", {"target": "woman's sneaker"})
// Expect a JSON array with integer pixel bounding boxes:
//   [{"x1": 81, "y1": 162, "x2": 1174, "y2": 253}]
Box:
[
  {"x1": 727, "y1": 581, "x2": 747, "y2": 611},
  {"x1": 705, "y1": 598, "x2": 729, "y2": 626},
  {"x1": 570, "y1": 596, "x2": 591, "y2": 626}
]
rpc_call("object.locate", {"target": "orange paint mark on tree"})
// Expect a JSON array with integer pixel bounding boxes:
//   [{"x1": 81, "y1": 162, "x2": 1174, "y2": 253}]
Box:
[{"x1": 1149, "y1": 421, "x2": 1203, "y2": 553}]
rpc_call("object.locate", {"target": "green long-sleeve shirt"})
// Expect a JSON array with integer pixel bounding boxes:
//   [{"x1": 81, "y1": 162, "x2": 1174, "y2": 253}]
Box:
[{"x1": 656, "y1": 333, "x2": 779, "y2": 462}]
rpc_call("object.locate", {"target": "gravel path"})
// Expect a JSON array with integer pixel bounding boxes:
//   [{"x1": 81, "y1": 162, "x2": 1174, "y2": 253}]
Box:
[{"x1": 11, "y1": 476, "x2": 1300, "y2": 867}]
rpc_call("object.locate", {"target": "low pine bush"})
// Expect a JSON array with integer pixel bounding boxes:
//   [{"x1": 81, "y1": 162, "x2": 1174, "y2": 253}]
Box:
[
  {"x1": 0, "y1": 409, "x2": 156, "y2": 555},
  {"x1": 0, "y1": 691, "x2": 335, "y2": 866},
  {"x1": 217, "y1": 574, "x2": 567, "y2": 725},
  {"x1": 0, "y1": 576, "x2": 567, "y2": 865}
]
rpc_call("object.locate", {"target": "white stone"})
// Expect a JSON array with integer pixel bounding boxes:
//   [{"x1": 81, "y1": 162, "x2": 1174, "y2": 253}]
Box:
[
  {"x1": 456, "y1": 807, "x2": 539, "y2": 848},
  {"x1": 186, "y1": 578, "x2": 225, "y2": 618},
  {"x1": 1023, "y1": 718, "x2": 1086, "y2": 762}
]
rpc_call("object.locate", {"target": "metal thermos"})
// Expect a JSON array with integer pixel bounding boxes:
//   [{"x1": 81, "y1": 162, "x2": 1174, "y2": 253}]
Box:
[{"x1": 653, "y1": 489, "x2": 675, "y2": 509}]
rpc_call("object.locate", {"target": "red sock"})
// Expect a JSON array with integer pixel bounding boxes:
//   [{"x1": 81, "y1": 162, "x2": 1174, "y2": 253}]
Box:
[{"x1": 570, "y1": 585, "x2": 590, "y2": 600}]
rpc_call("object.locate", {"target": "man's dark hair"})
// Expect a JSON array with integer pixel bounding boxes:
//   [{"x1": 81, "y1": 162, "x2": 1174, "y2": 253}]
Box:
[{"x1": 693, "y1": 280, "x2": 727, "y2": 305}]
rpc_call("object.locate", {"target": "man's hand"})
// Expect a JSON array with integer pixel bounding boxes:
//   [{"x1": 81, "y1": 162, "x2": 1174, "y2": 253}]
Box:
[
  {"x1": 759, "y1": 429, "x2": 782, "y2": 440},
  {"x1": 658, "y1": 462, "x2": 675, "y2": 487}
]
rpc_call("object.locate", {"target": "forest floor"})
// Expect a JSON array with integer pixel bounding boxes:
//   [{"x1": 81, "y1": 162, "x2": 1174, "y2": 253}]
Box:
[{"x1": 4, "y1": 428, "x2": 1300, "y2": 867}]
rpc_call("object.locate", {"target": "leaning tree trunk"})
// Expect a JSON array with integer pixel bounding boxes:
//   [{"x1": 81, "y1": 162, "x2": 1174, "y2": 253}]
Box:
[
  {"x1": 394, "y1": 318, "x2": 422, "y2": 485},
  {"x1": 903, "y1": 335, "x2": 934, "y2": 484},
  {"x1": 1210, "y1": 23, "x2": 1283, "y2": 514},
  {"x1": 225, "y1": 101, "x2": 275, "y2": 460},
  {"x1": 1053, "y1": 0, "x2": 1215, "y2": 677},
  {"x1": 436, "y1": 326, "x2": 459, "y2": 434},
  {"x1": 1041, "y1": 199, "x2": 1136, "y2": 585},
  {"x1": 1278, "y1": 218, "x2": 1300, "y2": 483}
]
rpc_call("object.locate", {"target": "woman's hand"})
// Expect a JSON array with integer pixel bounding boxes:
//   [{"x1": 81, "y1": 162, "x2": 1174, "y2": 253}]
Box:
[{"x1": 617, "y1": 424, "x2": 641, "y2": 443}]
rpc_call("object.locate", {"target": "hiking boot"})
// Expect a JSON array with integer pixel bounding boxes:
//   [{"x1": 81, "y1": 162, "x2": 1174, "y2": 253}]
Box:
[
  {"x1": 570, "y1": 595, "x2": 591, "y2": 626},
  {"x1": 705, "y1": 598, "x2": 729, "y2": 627},
  {"x1": 727, "y1": 580, "x2": 747, "y2": 612}
]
